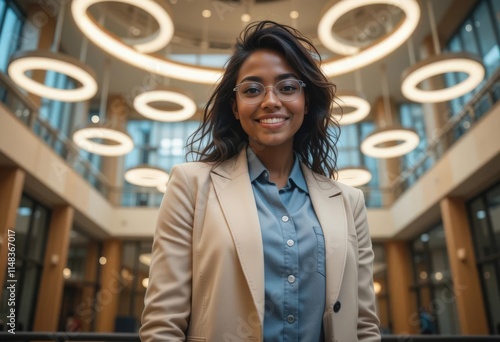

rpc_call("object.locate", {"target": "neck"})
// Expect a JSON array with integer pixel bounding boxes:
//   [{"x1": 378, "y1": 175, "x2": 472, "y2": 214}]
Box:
[{"x1": 249, "y1": 143, "x2": 294, "y2": 186}]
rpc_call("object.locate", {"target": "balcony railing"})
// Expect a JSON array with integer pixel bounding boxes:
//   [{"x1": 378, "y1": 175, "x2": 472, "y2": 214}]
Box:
[
  {"x1": 1, "y1": 68, "x2": 499, "y2": 208},
  {"x1": 0, "y1": 332, "x2": 498, "y2": 341}
]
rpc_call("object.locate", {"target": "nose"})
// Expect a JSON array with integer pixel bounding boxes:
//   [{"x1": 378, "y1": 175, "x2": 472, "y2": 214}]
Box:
[{"x1": 260, "y1": 86, "x2": 282, "y2": 108}]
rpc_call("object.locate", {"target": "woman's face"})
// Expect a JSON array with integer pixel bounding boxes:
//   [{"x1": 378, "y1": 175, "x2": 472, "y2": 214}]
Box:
[{"x1": 231, "y1": 49, "x2": 307, "y2": 153}]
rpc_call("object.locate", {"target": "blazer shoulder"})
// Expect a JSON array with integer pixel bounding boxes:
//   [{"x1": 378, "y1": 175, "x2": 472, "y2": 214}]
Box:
[
  {"x1": 171, "y1": 161, "x2": 214, "y2": 179},
  {"x1": 331, "y1": 178, "x2": 364, "y2": 207}
]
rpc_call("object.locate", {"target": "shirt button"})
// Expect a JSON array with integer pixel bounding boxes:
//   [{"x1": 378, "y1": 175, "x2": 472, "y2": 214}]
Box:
[
  {"x1": 281, "y1": 215, "x2": 289, "y2": 222},
  {"x1": 287, "y1": 275, "x2": 296, "y2": 283},
  {"x1": 286, "y1": 239, "x2": 295, "y2": 247},
  {"x1": 286, "y1": 315, "x2": 295, "y2": 323}
]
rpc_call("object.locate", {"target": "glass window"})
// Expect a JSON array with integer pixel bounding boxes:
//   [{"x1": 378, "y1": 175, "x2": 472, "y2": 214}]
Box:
[
  {"x1": 373, "y1": 244, "x2": 391, "y2": 334},
  {"x1": 0, "y1": 193, "x2": 50, "y2": 331},
  {"x1": 467, "y1": 181, "x2": 500, "y2": 333},
  {"x1": 60, "y1": 229, "x2": 101, "y2": 332},
  {"x1": 410, "y1": 224, "x2": 461, "y2": 334},
  {"x1": 479, "y1": 262, "x2": 500, "y2": 334},
  {"x1": 0, "y1": 5, "x2": 24, "y2": 72},
  {"x1": 474, "y1": 1, "x2": 500, "y2": 75},
  {"x1": 117, "y1": 240, "x2": 152, "y2": 332},
  {"x1": 122, "y1": 120, "x2": 200, "y2": 207},
  {"x1": 486, "y1": 183, "x2": 500, "y2": 248}
]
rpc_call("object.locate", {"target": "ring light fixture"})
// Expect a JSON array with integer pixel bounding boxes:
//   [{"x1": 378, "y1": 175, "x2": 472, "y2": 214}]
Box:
[
  {"x1": 125, "y1": 165, "x2": 170, "y2": 187},
  {"x1": 337, "y1": 167, "x2": 373, "y2": 187},
  {"x1": 8, "y1": 50, "x2": 98, "y2": 102},
  {"x1": 133, "y1": 89, "x2": 197, "y2": 122},
  {"x1": 361, "y1": 127, "x2": 420, "y2": 158},
  {"x1": 71, "y1": 0, "x2": 223, "y2": 84},
  {"x1": 332, "y1": 91, "x2": 371, "y2": 125},
  {"x1": 318, "y1": 0, "x2": 420, "y2": 76},
  {"x1": 73, "y1": 124, "x2": 134, "y2": 156},
  {"x1": 401, "y1": 52, "x2": 485, "y2": 103}
]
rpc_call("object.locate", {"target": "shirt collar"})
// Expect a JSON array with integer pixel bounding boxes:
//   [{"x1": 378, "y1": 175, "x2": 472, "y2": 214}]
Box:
[{"x1": 246, "y1": 146, "x2": 309, "y2": 193}]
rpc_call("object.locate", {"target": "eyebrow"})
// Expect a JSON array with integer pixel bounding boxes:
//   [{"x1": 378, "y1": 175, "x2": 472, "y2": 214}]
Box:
[{"x1": 239, "y1": 73, "x2": 299, "y2": 83}]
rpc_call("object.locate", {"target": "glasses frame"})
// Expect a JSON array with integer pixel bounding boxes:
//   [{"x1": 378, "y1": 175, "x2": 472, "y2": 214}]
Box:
[{"x1": 233, "y1": 79, "x2": 306, "y2": 104}]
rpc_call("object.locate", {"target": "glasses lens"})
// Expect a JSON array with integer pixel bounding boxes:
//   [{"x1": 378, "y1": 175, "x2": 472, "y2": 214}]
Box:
[
  {"x1": 275, "y1": 79, "x2": 302, "y2": 102},
  {"x1": 237, "y1": 82, "x2": 265, "y2": 104},
  {"x1": 236, "y1": 79, "x2": 303, "y2": 104}
]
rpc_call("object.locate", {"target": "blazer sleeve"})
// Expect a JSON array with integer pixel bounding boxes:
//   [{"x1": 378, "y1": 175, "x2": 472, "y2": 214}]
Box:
[
  {"x1": 353, "y1": 189, "x2": 382, "y2": 341},
  {"x1": 140, "y1": 165, "x2": 194, "y2": 342}
]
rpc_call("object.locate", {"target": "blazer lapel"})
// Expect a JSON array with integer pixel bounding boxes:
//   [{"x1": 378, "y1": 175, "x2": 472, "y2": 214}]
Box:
[
  {"x1": 210, "y1": 149, "x2": 265, "y2": 323},
  {"x1": 301, "y1": 165, "x2": 347, "y2": 306}
]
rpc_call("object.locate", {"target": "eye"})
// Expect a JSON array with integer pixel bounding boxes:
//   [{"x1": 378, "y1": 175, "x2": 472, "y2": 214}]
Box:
[
  {"x1": 240, "y1": 83, "x2": 263, "y2": 96},
  {"x1": 277, "y1": 81, "x2": 299, "y2": 94}
]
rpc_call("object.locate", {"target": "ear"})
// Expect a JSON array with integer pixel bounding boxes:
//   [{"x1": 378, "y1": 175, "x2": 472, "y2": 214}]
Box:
[{"x1": 231, "y1": 98, "x2": 240, "y2": 120}]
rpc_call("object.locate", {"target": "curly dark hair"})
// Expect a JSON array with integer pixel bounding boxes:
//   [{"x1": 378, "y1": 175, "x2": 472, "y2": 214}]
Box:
[{"x1": 187, "y1": 20, "x2": 340, "y2": 178}]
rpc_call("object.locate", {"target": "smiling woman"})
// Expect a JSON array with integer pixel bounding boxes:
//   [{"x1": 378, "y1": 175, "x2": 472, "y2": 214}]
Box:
[{"x1": 140, "y1": 20, "x2": 381, "y2": 342}]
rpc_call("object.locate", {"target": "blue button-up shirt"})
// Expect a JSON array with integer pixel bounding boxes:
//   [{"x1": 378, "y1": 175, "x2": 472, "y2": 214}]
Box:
[{"x1": 247, "y1": 147, "x2": 326, "y2": 342}]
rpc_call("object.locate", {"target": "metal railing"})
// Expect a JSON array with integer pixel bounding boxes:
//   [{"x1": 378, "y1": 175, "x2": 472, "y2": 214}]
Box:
[
  {"x1": 0, "y1": 332, "x2": 498, "y2": 341},
  {"x1": 389, "y1": 69, "x2": 500, "y2": 200},
  {"x1": 0, "y1": 73, "x2": 114, "y2": 199},
  {"x1": 1, "y1": 68, "x2": 499, "y2": 209}
]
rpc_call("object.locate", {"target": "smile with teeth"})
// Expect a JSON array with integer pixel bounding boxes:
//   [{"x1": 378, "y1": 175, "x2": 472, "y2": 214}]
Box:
[{"x1": 258, "y1": 117, "x2": 287, "y2": 124}]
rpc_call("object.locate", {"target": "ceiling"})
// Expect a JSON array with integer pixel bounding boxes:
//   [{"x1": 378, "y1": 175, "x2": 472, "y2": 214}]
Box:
[{"x1": 27, "y1": 0, "x2": 462, "y2": 120}]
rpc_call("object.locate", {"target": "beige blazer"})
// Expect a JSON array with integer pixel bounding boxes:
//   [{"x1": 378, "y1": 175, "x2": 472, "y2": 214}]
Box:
[{"x1": 140, "y1": 149, "x2": 381, "y2": 342}]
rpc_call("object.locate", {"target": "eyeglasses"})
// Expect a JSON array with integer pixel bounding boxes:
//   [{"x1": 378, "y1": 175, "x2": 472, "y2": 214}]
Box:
[{"x1": 233, "y1": 79, "x2": 306, "y2": 104}]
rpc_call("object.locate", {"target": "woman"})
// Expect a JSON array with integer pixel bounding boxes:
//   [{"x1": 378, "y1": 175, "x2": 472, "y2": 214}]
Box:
[{"x1": 140, "y1": 21, "x2": 380, "y2": 341}]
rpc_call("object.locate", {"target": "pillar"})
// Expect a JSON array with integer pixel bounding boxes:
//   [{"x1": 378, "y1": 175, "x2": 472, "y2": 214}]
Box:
[
  {"x1": 101, "y1": 95, "x2": 129, "y2": 205},
  {"x1": 33, "y1": 205, "x2": 74, "y2": 331},
  {"x1": 0, "y1": 167, "x2": 25, "y2": 298},
  {"x1": 79, "y1": 241, "x2": 99, "y2": 332},
  {"x1": 373, "y1": 96, "x2": 401, "y2": 206},
  {"x1": 95, "y1": 239, "x2": 122, "y2": 332},
  {"x1": 440, "y1": 197, "x2": 488, "y2": 334},
  {"x1": 385, "y1": 241, "x2": 419, "y2": 334}
]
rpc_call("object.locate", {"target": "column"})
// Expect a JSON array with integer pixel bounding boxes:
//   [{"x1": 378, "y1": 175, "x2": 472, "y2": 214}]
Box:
[
  {"x1": 385, "y1": 241, "x2": 419, "y2": 334},
  {"x1": 33, "y1": 205, "x2": 74, "y2": 331},
  {"x1": 373, "y1": 96, "x2": 401, "y2": 206},
  {"x1": 0, "y1": 167, "x2": 25, "y2": 298},
  {"x1": 95, "y1": 239, "x2": 122, "y2": 332},
  {"x1": 440, "y1": 197, "x2": 488, "y2": 334},
  {"x1": 79, "y1": 241, "x2": 99, "y2": 332},
  {"x1": 101, "y1": 95, "x2": 129, "y2": 205}
]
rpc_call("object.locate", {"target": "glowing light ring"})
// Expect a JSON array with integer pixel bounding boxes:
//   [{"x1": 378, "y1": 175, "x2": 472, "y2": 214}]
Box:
[
  {"x1": 134, "y1": 90, "x2": 197, "y2": 122},
  {"x1": 73, "y1": 126, "x2": 134, "y2": 156},
  {"x1": 318, "y1": 0, "x2": 420, "y2": 76},
  {"x1": 361, "y1": 127, "x2": 420, "y2": 158},
  {"x1": 81, "y1": 0, "x2": 173, "y2": 53},
  {"x1": 401, "y1": 53, "x2": 485, "y2": 103},
  {"x1": 125, "y1": 165, "x2": 169, "y2": 187},
  {"x1": 8, "y1": 51, "x2": 97, "y2": 102},
  {"x1": 72, "y1": 0, "x2": 222, "y2": 84},
  {"x1": 332, "y1": 91, "x2": 371, "y2": 125},
  {"x1": 337, "y1": 167, "x2": 373, "y2": 187}
]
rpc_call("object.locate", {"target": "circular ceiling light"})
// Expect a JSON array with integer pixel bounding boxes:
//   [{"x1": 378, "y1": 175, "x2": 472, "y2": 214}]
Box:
[
  {"x1": 8, "y1": 50, "x2": 98, "y2": 102},
  {"x1": 157, "y1": 182, "x2": 168, "y2": 193},
  {"x1": 125, "y1": 165, "x2": 170, "y2": 187},
  {"x1": 87, "y1": 0, "x2": 174, "y2": 53},
  {"x1": 73, "y1": 124, "x2": 134, "y2": 156},
  {"x1": 332, "y1": 91, "x2": 371, "y2": 125},
  {"x1": 401, "y1": 52, "x2": 485, "y2": 103},
  {"x1": 133, "y1": 89, "x2": 197, "y2": 122},
  {"x1": 72, "y1": 0, "x2": 223, "y2": 84},
  {"x1": 318, "y1": 0, "x2": 420, "y2": 76},
  {"x1": 337, "y1": 167, "x2": 372, "y2": 187},
  {"x1": 139, "y1": 253, "x2": 152, "y2": 266},
  {"x1": 361, "y1": 127, "x2": 420, "y2": 158}
]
